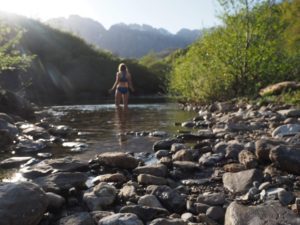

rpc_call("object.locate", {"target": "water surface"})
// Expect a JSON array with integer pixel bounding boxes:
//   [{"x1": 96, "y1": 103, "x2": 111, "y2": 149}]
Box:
[{"x1": 44, "y1": 103, "x2": 196, "y2": 161}]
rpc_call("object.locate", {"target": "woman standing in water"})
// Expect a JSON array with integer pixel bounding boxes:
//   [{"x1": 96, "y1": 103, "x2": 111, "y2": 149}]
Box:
[{"x1": 110, "y1": 63, "x2": 134, "y2": 108}]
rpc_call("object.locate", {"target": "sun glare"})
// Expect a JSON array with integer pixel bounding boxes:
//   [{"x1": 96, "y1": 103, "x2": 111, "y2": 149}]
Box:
[{"x1": 0, "y1": 0, "x2": 91, "y2": 21}]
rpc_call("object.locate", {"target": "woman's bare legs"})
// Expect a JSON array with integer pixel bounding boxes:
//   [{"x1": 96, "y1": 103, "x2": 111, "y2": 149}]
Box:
[
  {"x1": 122, "y1": 93, "x2": 129, "y2": 108},
  {"x1": 115, "y1": 90, "x2": 122, "y2": 107}
]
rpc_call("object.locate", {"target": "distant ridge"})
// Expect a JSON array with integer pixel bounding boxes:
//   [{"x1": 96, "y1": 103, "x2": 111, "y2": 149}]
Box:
[{"x1": 47, "y1": 15, "x2": 202, "y2": 58}]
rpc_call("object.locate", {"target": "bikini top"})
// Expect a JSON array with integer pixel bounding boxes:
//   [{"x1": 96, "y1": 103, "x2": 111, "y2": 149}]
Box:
[{"x1": 119, "y1": 71, "x2": 128, "y2": 82}]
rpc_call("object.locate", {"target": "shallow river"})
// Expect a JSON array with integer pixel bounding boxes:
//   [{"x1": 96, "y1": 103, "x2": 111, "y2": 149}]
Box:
[{"x1": 41, "y1": 103, "x2": 197, "y2": 161}]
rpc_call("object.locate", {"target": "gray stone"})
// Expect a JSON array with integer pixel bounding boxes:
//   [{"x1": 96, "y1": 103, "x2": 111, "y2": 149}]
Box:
[
  {"x1": 134, "y1": 164, "x2": 168, "y2": 177},
  {"x1": 138, "y1": 194, "x2": 163, "y2": 209},
  {"x1": 171, "y1": 143, "x2": 187, "y2": 152},
  {"x1": 119, "y1": 184, "x2": 137, "y2": 201},
  {"x1": 58, "y1": 212, "x2": 94, "y2": 225},
  {"x1": 278, "y1": 189, "x2": 294, "y2": 206},
  {"x1": 0, "y1": 89, "x2": 35, "y2": 119},
  {"x1": 238, "y1": 150, "x2": 258, "y2": 169},
  {"x1": 173, "y1": 161, "x2": 200, "y2": 171},
  {"x1": 149, "y1": 185, "x2": 185, "y2": 213},
  {"x1": 194, "y1": 203, "x2": 210, "y2": 214},
  {"x1": 224, "y1": 201, "x2": 300, "y2": 225},
  {"x1": 20, "y1": 157, "x2": 89, "y2": 179},
  {"x1": 155, "y1": 150, "x2": 170, "y2": 159},
  {"x1": 120, "y1": 205, "x2": 169, "y2": 222},
  {"x1": 97, "y1": 152, "x2": 139, "y2": 169},
  {"x1": 269, "y1": 145, "x2": 300, "y2": 175},
  {"x1": 33, "y1": 172, "x2": 87, "y2": 193},
  {"x1": 0, "y1": 129, "x2": 14, "y2": 147},
  {"x1": 46, "y1": 192, "x2": 65, "y2": 211},
  {"x1": 84, "y1": 182, "x2": 117, "y2": 211},
  {"x1": 98, "y1": 213, "x2": 143, "y2": 225},
  {"x1": 90, "y1": 211, "x2": 114, "y2": 224},
  {"x1": 181, "y1": 212, "x2": 194, "y2": 222},
  {"x1": 0, "y1": 156, "x2": 32, "y2": 169},
  {"x1": 199, "y1": 152, "x2": 224, "y2": 166},
  {"x1": 49, "y1": 125, "x2": 72, "y2": 136},
  {"x1": 272, "y1": 124, "x2": 300, "y2": 138},
  {"x1": 0, "y1": 112, "x2": 14, "y2": 124},
  {"x1": 14, "y1": 139, "x2": 46, "y2": 153},
  {"x1": 277, "y1": 109, "x2": 300, "y2": 118},
  {"x1": 93, "y1": 173, "x2": 127, "y2": 184},
  {"x1": 153, "y1": 138, "x2": 183, "y2": 151},
  {"x1": 225, "y1": 143, "x2": 244, "y2": 159},
  {"x1": 206, "y1": 206, "x2": 225, "y2": 221},
  {"x1": 0, "y1": 182, "x2": 48, "y2": 225},
  {"x1": 255, "y1": 139, "x2": 285, "y2": 162},
  {"x1": 213, "y1": 142, "x2": 228, "y2": 154},
  {"x1": 149, "y1": 218, "x2": 187, "y2": 225},
  {"x1": 258, "y1": 182, "x2": 272, "y2": 191},
  {"x1": 197, "y1": 192, "x2": 226, "y2": 206},
  {"x1": 150, "y1": 131, "x2": 168, "y2": 137},
  {"x1": 22, "y1": 125, "x2": 50, "y2": 140},
  {"x1": 181, "y1": 121, "x2": 196, "y2": 128},
  {"x1": 138, "y1": 174, "x2": 167, "y2": 185},
  {"x1": 0, "y1": 118, "x2": 18, "y2": 136},
  {"x1": 172, "y1": 149, "x2": 194, "y2": 161},
  {"x1": 223, "y1": 169, "x2": 263, "y2": 194}
]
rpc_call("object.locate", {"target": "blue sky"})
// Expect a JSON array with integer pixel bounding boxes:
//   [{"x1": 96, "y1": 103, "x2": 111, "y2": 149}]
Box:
[{"x1": 0, "y1": 0, "x2": 221, "y2": 33}]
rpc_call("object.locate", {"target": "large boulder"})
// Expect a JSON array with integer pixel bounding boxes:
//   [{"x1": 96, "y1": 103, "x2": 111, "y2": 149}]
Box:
[
  {"x1": 255, "y1": 139, "x2": 285, "y2": 162},
  {"x1": 259, "y1": 81, "x2": 300, "y2": 96},
  {"x1": 20, "y1": 157, "x2": 89, "y2": 179},
  {"x1": 0, "y1": 89, "x2": 35, "y2": 119},
  {"x1": 223, "y1": 169, "x2": 263, "y2": 194},
  {"x1": 225, "y1": 201, "x2": 300, "y2": 225},
  {"x1": 272, "y1": 124, "x2": 300, "y2": 138},
  {"x1": 0, "y1": 182, "x2": 48, "y2": 225},
  {"x1": 32, "y1": 172, "x2": 87, "y2": 193},
  {"x1": 269, "y1": 145, "x2": 300, "y2": 175}
]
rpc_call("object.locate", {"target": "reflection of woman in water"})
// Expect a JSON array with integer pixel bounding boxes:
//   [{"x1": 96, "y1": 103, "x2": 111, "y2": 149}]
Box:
[
  {"x1": 109, "y1": 63, "x2": 134, "y2": 108},
  {"x1": 115, "y1": 107, "x2": 128, "y2": 146}
]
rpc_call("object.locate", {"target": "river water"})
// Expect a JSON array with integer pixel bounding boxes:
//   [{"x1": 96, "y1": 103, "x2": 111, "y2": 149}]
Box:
[{"x1": 41, "y1": 103, "x2": 197, "y2": 161}]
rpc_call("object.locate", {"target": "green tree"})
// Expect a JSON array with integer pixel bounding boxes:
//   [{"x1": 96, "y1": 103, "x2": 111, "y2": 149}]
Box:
[
  {"x1": 169, "y1": 0, "x2": 299, "y2": 103},
  {"x1": 0, "y1": 21, "x2": 32, "y2": 75}
]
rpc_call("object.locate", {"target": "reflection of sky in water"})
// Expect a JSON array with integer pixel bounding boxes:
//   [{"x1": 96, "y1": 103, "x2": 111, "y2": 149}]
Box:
[{"x1": 39, "y1": 104, "x2": 196, "y2": 161}]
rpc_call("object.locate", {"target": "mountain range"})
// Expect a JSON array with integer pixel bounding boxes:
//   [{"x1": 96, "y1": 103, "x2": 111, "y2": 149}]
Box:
[{"x1": 46, "y1": 15, "x2": 202, "y2": 58}]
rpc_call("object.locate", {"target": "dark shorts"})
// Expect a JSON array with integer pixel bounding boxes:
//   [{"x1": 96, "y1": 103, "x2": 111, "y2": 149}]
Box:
[{"x1": 117, "y1": 87, "x2": 129, "y2": 94}]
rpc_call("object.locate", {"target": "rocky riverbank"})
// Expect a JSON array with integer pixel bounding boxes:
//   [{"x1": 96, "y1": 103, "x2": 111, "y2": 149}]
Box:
[{"x1": 1, "y1": 97, "x2": 300, "y2": 225}]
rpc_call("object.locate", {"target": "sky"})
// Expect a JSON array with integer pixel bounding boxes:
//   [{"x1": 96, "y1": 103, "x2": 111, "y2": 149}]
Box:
[{"x1": 0, "y1": 0, "x2": 221, "y2": 33}]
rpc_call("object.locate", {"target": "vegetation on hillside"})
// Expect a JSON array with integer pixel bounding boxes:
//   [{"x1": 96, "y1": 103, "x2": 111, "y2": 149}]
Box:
[
  {"x1": 168, "y1": 0, "x2": 300, "y2": 103},
  {"x1": 0, "y1": 13, "x2": 162, "y2": 104},
  {"x1": 0, "y1": 20, "x2": 32, "y2": 77}
]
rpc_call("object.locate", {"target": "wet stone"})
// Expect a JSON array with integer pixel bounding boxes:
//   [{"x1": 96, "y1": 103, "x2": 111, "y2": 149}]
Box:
[{"x1": 0, "y1": 156, "x2": 33, "y2": 169}]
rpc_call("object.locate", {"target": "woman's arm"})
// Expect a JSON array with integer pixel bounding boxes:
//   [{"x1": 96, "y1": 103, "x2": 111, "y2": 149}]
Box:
[{"x1": 109, "y1": 73, "x2": 119, "y2": 92}]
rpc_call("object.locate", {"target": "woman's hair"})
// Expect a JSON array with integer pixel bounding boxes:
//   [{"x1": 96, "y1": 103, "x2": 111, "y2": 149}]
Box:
[{"x1": 118, "y1": 63, "x2": 127, "y2": 72}]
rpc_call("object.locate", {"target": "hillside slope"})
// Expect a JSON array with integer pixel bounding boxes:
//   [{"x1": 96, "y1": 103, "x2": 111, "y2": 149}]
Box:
[{"x1": 0, "y1": 12, "x2": 162, "y2": 104}]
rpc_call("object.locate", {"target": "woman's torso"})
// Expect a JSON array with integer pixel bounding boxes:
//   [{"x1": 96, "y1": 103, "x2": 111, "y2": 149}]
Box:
[{"x1": 117, "y1": 72, "x2": 129, "y2": 88}]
